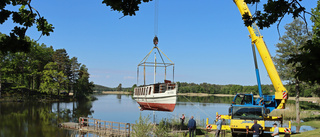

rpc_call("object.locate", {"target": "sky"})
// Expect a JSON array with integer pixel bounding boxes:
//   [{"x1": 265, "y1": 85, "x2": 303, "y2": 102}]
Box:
[{"x1": 1, "y1": 0, "x2": 317, "y2": 88}]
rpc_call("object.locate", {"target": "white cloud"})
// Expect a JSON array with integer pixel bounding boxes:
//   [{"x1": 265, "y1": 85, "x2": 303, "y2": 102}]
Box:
[{"x1": 106, "y1": 75, "x2": 110, "y2": 79}]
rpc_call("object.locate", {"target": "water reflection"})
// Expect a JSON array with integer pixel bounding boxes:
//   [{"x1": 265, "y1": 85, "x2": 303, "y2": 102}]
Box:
[
  {"x1": 177, "y1": 96, "x2": 234, "y2": 104},
  {"x1": 0, "y1": 100, "x2": 94, "y2": 137},
  {"x1": 0, "y1": 94, "x2": 315, "y2": 137}
]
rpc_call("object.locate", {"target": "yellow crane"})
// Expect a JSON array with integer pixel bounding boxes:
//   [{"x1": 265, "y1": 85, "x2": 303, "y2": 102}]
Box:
[{"x1": 206, "y1": 0, "x2": 291, "y2": 136}]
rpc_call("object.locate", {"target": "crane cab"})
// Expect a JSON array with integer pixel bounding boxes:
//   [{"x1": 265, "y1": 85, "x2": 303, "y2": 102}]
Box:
[{"x1": 232, "y1": 94, "x2": 254, "y2": 105}]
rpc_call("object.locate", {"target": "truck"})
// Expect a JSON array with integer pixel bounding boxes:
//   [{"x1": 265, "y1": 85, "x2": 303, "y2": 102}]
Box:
[{"x1": 206, "y1": 0, "x2": 291, "y2": 136}]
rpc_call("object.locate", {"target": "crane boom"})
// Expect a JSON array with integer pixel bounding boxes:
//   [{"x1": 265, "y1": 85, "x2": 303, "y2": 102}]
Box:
[{"x1": 233, "y1": 0, "x2": 288, "y2": 109}]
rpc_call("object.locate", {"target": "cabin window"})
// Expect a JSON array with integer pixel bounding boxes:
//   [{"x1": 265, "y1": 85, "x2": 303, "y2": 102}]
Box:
[
  {"x1": 154, "y1": 84, "x2": 159, "y2": 93},
  {"x1": 149, "y1": 87, "x2": 151, "y2": 95}
]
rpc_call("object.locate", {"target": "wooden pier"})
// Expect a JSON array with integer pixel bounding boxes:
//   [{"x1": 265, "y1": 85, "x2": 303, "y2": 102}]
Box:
[{"x1": 60, "y1": 117, "x2": 133, "y2": 137}]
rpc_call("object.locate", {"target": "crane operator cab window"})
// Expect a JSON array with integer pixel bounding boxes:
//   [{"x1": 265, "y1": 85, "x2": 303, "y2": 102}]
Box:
[
  {"x1": 232, "y1": 106, "x2": 264, "y2": 120},
  {"x1": 234, "y1": 94, "x2": 253, "y2": 105}
]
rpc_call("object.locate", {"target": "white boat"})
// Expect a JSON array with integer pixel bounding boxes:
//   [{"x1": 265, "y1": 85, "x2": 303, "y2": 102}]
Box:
[
  {"x1": 133, "y1": 80, "x2": 177, "y2": 112},
  {"x1": 134, "y1": 36, "x2": 177, "y2": 112}
]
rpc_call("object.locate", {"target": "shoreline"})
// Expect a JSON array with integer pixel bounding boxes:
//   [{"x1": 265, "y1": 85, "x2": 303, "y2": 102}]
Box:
[
  {"x1": 93, "y1": 91, "x2": 132, "y2": 95},
  {"x1": 94, "y1": 91, "x2": 320, "y2": 102}
]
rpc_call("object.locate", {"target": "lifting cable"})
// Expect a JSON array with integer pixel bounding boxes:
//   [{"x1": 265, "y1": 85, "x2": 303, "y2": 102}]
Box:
[
  {"x1": 182, "y1": 95, "x2": 216, "y2": 121},
  {"x1": 154, "y1": 0, "x2": 159, "y2": 37}
]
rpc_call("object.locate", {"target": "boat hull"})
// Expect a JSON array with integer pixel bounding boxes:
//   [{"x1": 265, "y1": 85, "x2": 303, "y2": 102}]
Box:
[
  {"x1": 137, "y1": 101, "x2": 176, "y2": 112},
  {"x1": 133, "y1": 83, "x2": 177, "y2": 112}
]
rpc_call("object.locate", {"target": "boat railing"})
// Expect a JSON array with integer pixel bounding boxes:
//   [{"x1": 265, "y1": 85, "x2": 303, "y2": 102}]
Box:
[{"x1": 134, "y1": 83, "x2": 176, "y2": 95}]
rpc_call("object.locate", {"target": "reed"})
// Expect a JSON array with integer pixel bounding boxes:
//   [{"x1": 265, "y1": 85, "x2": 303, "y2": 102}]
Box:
[{"x1": 270, "y1": 103, "x2": 320, "y2": 120}]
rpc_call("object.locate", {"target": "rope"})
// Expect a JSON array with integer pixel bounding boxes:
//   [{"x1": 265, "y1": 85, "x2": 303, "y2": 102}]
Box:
[
  {"x1": 182, "y1": 95, "x2": 216, "y2": 120},
  {"x1": 154, "y1": 0, "x2": 159, "y2": 36}
]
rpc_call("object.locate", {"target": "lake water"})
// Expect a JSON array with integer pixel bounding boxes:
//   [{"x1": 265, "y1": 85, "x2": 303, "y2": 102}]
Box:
[{"x1": 0, "y1": 94, "x2": 314, "y2": 137}]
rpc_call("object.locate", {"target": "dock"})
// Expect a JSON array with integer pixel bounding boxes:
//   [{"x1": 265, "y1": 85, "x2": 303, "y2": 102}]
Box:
[{"x1": 60, "y1": 117, "x2": 133, "y2": 137}]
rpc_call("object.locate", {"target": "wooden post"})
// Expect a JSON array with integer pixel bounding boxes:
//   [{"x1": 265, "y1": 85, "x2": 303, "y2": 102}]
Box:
[
  {"x1": 127, "y1": 123, "x2": 131, "y2": 136},
  {"x1": 118, "y1": 123, "x2": 120, "y2": 135},
  {"x1": 111, "y1": 122, "x2": 113, "y2": 135}
]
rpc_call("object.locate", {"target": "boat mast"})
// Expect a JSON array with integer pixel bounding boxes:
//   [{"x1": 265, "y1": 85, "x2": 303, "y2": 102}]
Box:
[
  {"x1": 154, "y1": 51, "x2": 156, "y2": 84},
  {"x1": 144, "y1": 63, "x2": 146, "y2": 86}
]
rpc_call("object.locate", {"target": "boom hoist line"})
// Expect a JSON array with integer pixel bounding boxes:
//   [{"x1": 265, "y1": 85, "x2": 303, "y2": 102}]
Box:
[
  {"x1": 136, "y1": 40, "x2": 175, "y2": 86},
  {"x1": 136, "y1": 0, "x2": 175, "y2": 86},
  {"x1": 234, "y1": 0, "x2": 288, "y2": 109}
]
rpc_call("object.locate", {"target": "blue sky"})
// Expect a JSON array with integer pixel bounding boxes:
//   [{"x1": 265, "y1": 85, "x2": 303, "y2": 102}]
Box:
[{"x1": 1, "y1": 0, "x2": 317, "y2": 87}]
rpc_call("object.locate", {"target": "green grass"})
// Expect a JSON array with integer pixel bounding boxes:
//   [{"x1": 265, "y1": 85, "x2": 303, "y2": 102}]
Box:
[
  {"x1": 291, "y1": 121, "x2": 320, "y2": 137},
  {"x1": 270, "y1": 103, "x2": 320, "y2": 120}
]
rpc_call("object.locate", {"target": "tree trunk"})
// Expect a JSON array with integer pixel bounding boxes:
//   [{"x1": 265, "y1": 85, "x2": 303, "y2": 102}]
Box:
[{"x1": 295, "y1": 79, "x2": 300, "y2": 124}]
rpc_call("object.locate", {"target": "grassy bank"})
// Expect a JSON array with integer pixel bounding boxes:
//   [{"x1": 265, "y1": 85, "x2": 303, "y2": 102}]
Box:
[
  {"x1": 291, "y1": 121, "x2": 320, "y2": 137},
  {"x1": 270, "y1": 103, "x2": 320, "y2": 120}
]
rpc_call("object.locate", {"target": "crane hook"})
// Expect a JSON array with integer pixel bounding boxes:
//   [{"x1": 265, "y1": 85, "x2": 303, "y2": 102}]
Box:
[{"x1": 153, "y1": 36, "x2": 159, "y2": 46}]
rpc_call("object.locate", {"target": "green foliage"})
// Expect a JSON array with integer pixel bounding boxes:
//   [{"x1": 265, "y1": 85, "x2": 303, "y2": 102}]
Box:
[
  {"x1": 102, "y1": 0, "x2": 152, "y2": 16},
  {"x1": 178, "y1": 82, "x2": 275, "y2": 96},
  {"x1": 103, "y1": 0, "x2": 310, "y2": 30},
  {"x1": 132, "y1": 114, "x2": 153, "y2": 137},
  {"x1": 289, "y1": 0, "x2": 320, "y2": 87},
  {"x1": 117, "y1": 83, "x2": 122, "y2": 91},
  {"x1": 131, "y1": 115, "x2": 170, "y2": 137},
  {"x1": 243, "y1": 0, "x2": 308, "y2": 29},
  {"x1": 74, "y1": 65, "x2": 94, "y2": 99},
  {"x1": 92, "y1": 84, "x2": 114, "y2": 92},
  {"x1": 273, "y1": 18, "x2": 310, "y2": 82},
  {"x1": 154, "y1": 119, "x2": 169, "y2": 137},
  {"x1": 0, "y1": 33, "x2": 94, "y2": 99},
  {"x1": 177, "y1": 81, "x2": 320, "y2": 97},
  {"x1": 40, "y1": 62, "x2": 67, "y2": 95},
  {"x1": 131, "y1": 84, "x2": 137, "y2": 90},
  {"x1": 0, "y1": 1, "x2": 54, "y2": 53}
]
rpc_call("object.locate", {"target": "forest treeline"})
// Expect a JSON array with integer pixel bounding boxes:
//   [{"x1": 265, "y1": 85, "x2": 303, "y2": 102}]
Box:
[
  {"x1": 99, "y1": 81, "x2": 319, "y2": 98},
  {"x1": 0, "y1": 33, "x2": 94, "y2": 99},
  {"x1": 177, "y1": 82, "x2": 319, "y2": 97}
]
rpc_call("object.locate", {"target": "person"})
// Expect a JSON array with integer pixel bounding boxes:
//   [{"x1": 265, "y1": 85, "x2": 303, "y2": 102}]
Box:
[
  {"x1": 215, "y1": 117, "x2": 222, "y2": 137},
  {"x1": 180, "y1": 114, "x2": 185, "y2": 130},
  {"x1": 272, "y1": 123, "x2": 280, "y2": 137},
  {"x1": 221, "y1": 118, "x2": 226, "y2": 137},
  {"x1": 251, "y1": 120, "x2": 263, "y2": 137},
  {"x1": 187, "y1": 116, "x2": 196, "y2": 137}
]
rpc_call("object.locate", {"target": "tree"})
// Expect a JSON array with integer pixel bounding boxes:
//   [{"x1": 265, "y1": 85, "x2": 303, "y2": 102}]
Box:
[
  {"x1": 117, "y1": 83, "x2": 122, "y2": 91},
  {"x1": 1, "y1": 0, "x2": 312, "y2": 53},
  {"x1": 0, "y1": 1, "x2": 54, "y2": 53},
  {"x1": 53, "y1": 49, "x2": 71, "y2": 92},
  {"x1": 75, "y1": 65, "x2": 94, "y2": 99},
  {"x1": 70, "y1": 57, "x2": 81, "y2": 94},
  {"x1": 290, "y1": 1, "x2": 320, "y2": 89},
  {"x1": 40, "y1": 62, "x2": 67, "y2": 96},
  {"x1": 103, "y1": 0, "x2": 310, "y2": 30},
  {"x1": 273, "y1": 19, "x2": 311, "y2": 124},
  {"x1": 243, "y1": 0, "x2": 311, "y2": 29},
  {"x1": 131, "y1": 84, "x2": 137, "y2": 92}
]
